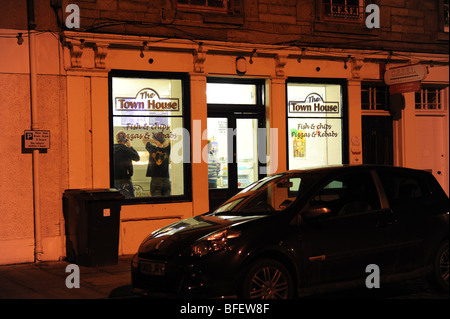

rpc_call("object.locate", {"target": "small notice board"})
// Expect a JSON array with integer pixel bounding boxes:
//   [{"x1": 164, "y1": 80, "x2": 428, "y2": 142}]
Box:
[{"x1": 24, "y1": 130, "x2": 50, "y2": 149}]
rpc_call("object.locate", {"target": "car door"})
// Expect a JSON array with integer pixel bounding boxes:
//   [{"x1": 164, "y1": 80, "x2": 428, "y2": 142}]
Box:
[
  {"x1": 299, "y1": 170, "x2": 397, "y2": 286},
  {"x1": 376, "y1": 168, "x2": 443, "y2": 273}
]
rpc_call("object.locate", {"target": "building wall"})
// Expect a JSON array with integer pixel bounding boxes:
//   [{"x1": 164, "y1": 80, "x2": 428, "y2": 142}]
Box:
[
  {"x1": 0, "y1": 29, "x2": 66, "y2": 264},
  {"x1": 59, "y1": 0, "x2": 448, "y2": 53}
]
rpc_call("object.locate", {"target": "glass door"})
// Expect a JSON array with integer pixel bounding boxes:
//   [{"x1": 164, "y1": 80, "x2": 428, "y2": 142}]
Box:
[
  {"x1": 236, "y1": 118, "x2": 259, "y2": 189},
  {"x1": 207, "y1": 117, "x2": 229, "y2": 189},
  {"x1": 207, "y1": 78, "x2": 266, "y2": 211},
  {"x1": 207, "y1": 115, "x2": 264, "y2": 210}
]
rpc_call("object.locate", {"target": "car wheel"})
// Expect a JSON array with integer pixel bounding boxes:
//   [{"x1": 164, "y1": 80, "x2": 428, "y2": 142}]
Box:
[
  {"x1": 240, "y1": 259, "x2": 294, "y2": 299},
  {"x1": 429, "y1": 241, "x2": 449, "y2": 292}
]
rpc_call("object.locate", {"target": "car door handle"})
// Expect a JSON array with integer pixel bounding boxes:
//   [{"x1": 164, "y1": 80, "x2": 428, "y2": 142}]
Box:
[
  {"x1": 376, "y1": 217, "x2": 397, "y2": 227},
  {"x1": 309, "y1": 255, "x2": 326, "y2": 262}
]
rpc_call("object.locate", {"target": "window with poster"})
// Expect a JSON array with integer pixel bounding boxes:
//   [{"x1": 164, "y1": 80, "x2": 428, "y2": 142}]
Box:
[
  {"x1": 109, "y1": 71, "x2": 191, "y2": 202},
  {"x1": 286, "y1": 79, "x2": 347, "y2": 170}
]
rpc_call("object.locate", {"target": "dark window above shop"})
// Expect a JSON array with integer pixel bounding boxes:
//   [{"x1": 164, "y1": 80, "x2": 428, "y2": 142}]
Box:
[
  {"x1": 177, "y1": 0, "x2": 232, "y2": 13},
  {"x1": 322, "y1": 0, "x2": 364, "y2": 23}
]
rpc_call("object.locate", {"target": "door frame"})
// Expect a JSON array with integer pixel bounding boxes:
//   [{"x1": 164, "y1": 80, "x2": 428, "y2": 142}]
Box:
[{"x1": 207, "y1": 77, "x2": 266, "y2": 210}]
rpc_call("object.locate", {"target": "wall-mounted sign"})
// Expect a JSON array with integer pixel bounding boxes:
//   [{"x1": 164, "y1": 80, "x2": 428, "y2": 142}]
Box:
[
  {"x1": 384, "y1": 64, "x2": 427, "y2": 86},
  {"x1": 24, "y1": 130, "x2": 50, "y2": 149},
  {"x1": 389, "y1": 80, "x2": 422, "y2": 94}
]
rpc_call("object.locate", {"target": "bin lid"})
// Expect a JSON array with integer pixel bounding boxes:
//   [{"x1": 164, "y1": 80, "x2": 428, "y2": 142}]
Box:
[{"x1": 63, "y1": 188, "x2": 124, "y2": 200}]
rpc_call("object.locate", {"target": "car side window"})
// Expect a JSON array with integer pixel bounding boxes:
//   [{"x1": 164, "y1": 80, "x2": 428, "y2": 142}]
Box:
[
  {"x1": 377, "y1": 171, "x2": 431, "y2": 207},
  {"x1": 310, "y1": 172, "x2": 381, "y2": 217}
]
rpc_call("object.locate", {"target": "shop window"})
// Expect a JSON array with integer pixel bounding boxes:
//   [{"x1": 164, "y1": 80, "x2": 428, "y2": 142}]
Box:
[
  {"x1": 177, "y1": 0, "x2": 232, "y2": 13},
  {"x1": 415, "y1": 86, "x2": 447, "y2": 110},
  {"x1": 287, "y1": 80, "x2": 346, "y2": 170},
  {"x1": 322, "y1": 0, "x2": 364, "y2": 23},
  {"x1": 361, "y1": 84, "x2": 389, "y2": 111},
  {"x1": 110, "y1": 72, "x2": 190, "y2": 201}
]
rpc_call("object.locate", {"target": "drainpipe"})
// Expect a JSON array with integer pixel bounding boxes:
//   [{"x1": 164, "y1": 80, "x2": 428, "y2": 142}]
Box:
[{"x1": 27, "y1": 0, "x2": 43, "y2": 262}]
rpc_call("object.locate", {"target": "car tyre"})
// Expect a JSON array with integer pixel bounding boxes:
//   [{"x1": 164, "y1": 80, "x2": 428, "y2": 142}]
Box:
[
  {"x1": 239, "y1": 259, "x2": 294, "y2": 299},
  {"x1": 429, "y1": 241, "x2": 449, "y2": 292}
]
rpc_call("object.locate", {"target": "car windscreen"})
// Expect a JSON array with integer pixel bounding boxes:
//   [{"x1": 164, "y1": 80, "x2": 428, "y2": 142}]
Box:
[{"x1": 213, "y1": 174, "x2": 309, "y2": 216}]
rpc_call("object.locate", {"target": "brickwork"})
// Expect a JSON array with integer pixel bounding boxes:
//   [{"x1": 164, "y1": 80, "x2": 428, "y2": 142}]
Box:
[
  {"x1": 0, "y1": 0, "x2": 448, "y2": 53},
  {"x1": 1, "y1": 0, "x2": 446, "y2": 53}
]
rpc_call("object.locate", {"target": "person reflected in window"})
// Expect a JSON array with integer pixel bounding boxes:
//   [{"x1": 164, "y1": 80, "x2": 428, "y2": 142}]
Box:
[
  {"x1": 208, "y1": 140, "x2": 221, "y2": 189},
  {"x1": 113, "y1": 131, "x2": 140, "y2": 198},
  {"x1": 142, "y1": 132, "x2": 171, "y2": 196}
]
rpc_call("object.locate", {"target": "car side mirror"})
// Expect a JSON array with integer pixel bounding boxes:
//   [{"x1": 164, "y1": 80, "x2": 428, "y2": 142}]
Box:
[{"x1": 303, "y1": 206, "x2": 332, "y2": 219}]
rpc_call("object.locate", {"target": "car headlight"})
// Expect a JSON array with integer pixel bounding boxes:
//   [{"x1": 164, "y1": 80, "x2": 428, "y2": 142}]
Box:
[
  {"x1": 190, "y1": 228, "x2": 241, "y2": 257},
  {"x1": 131, "y1": 253, "x2": 139, "y2": 269}
]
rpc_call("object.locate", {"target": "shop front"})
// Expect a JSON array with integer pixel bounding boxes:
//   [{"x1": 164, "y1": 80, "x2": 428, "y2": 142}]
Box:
[{"x1": 60, "y1": 32, "x2": 448, "y2": 258}]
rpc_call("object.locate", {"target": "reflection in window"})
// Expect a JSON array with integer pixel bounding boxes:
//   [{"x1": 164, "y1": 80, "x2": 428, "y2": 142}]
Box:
[
  {"x1": 378, "y1": 171, "x2": 431, "y2": 206},
  {"x1": 214, "y1": 175, "x2": 302, "y2": 215},
  {"x1": 310, "y1": 173, "x2": 380, "y2": 216}
]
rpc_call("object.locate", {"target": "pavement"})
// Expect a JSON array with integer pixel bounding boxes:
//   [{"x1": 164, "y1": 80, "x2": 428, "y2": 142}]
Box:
[
  {"x1": 0, "y1": 255, "x2": 448, "y2": 300},
  {"x1": 0, "y1": 255, "x2": 134, "y2": 299},
  {"x1": 0, "y1": 256, "x2": 448, "y2": 319}
]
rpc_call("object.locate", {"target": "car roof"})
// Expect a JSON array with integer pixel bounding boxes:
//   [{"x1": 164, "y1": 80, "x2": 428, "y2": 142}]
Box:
[{"x1": 282, "y1": 164, "x2": 427, "y2": 176}]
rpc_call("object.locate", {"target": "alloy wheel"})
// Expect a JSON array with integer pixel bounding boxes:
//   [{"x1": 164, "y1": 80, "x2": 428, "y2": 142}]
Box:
[
  {"x1": 249, "y1": 266, "x2": 290, "y2": 299},
  {"x1": 439, "y1": 245, "x2": 449, "y2": 286}
]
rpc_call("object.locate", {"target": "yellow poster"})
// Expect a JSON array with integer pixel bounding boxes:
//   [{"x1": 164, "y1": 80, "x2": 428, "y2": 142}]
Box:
[{"x1": 292, "y1": 129, "x2": 306, "y2": 158}]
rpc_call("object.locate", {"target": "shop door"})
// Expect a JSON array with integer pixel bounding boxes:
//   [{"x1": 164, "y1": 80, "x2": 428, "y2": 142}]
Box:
[
  {"x1": 362, "y1": 116, "x2": 393, "y2": 165},
  {"x1": 207, "y1": 115, "x2": 265, "y2": 210},
  {"x1": 206, "y1": 79, "x2": 266, "y2": 211}
]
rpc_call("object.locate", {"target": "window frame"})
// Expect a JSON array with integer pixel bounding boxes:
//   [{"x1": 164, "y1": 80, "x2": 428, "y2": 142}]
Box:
[
  {"x1": 415, "y1": 84, "x2": 448, "y2": 115},
  {"x1": 361, "y1": 82, "x2": 392, "y2": 117},
  {"x1": 108, "y1": 70, "x2": 192, "y2": 204},
  {"x1": 285, "y1": 77, "x2": 349, "y2": 171}
]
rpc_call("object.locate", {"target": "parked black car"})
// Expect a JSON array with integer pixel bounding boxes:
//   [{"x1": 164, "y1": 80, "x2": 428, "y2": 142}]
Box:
[{"x1": 131, "y1": 165, "x2": 449, "y2": 299}]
